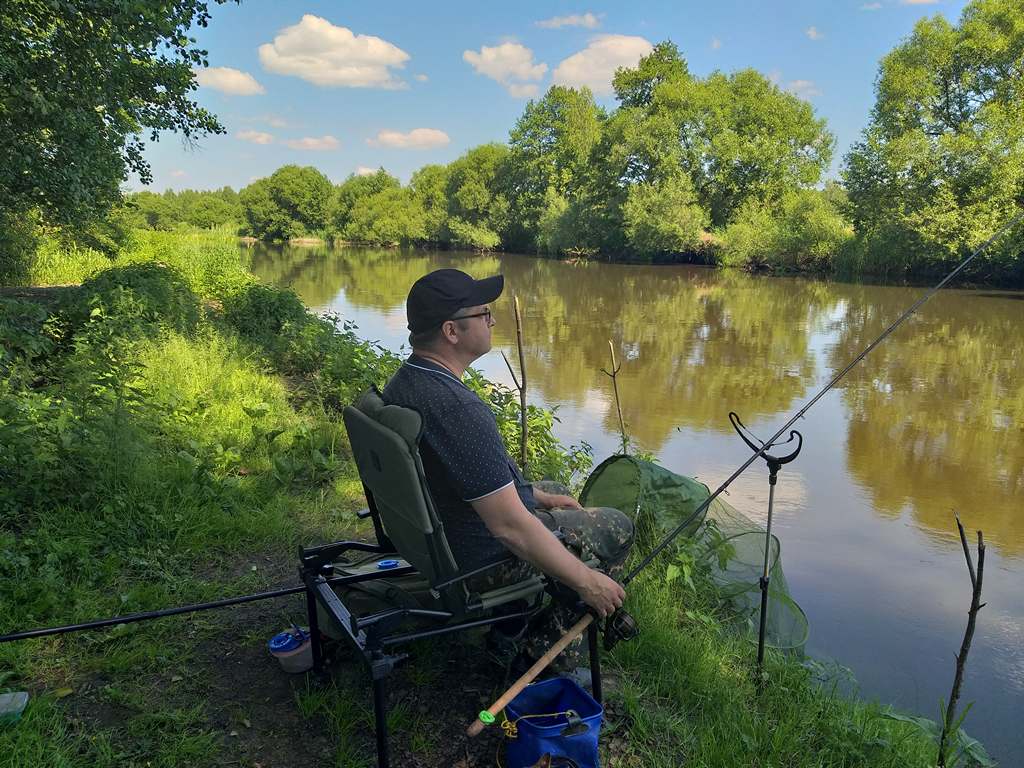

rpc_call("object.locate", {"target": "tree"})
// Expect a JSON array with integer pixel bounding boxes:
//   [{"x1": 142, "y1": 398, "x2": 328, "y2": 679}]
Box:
[
  {"x1": 612, "y1": 40, "x2": 689, "y2": 109},
  {"x1": 622, "y1": 174, "x2": 708, "y2": 257},
  {"x1": 676, "y1": 69, "x2": 834, "y2": 225},
  {"x1": 444, "y1": 144, "x2": 511, "y2": 250},
  {"x1": 506, "y1": 86, "x2": 604, "y2": 250},
  {"x1": 843, "y1": 0, "x2": 1024, "y2": 281},
  {"x1": 343, "y1": 188, "x2": 426, "y2": 246},
  {"x1": 330, "y1": 170, "x2": 401, "y2": 236},
  {"x1": 240, "y1": 165, "x2": 332, "y2": 241},
  {"x1": 0, "y1": 0, "x2": 229, "y2": 230},
  {"x1": 410, "y1": 164, "x2": 450, "y2": 244}
]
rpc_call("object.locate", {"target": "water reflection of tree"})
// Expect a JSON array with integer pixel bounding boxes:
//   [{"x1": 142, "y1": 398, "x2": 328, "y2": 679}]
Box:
[
  {"x1": 250, "y1": 246, "x2": 841, "y2": 451},
  {"x1": 828, "y1": 288, "x2": 1024, "y2": 556},
  {"x1": 246, "y1": 244, "x2": 502, "y2": 311},
  {"x1": 495, "y1": 259, "x2": 836, "y2": 449}
]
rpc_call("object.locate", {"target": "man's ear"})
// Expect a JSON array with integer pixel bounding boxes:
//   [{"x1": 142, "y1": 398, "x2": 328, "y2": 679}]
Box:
[{"x1": 439, "y1": 319, "x2": 458, "y2": 344}]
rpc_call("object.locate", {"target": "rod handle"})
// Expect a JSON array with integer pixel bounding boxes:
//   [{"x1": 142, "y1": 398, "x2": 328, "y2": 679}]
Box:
[{"x1": 466, "y1": 613, "x2": 594, "y2": 737}]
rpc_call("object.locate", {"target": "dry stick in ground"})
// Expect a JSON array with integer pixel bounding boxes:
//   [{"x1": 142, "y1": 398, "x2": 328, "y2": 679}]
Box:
[
  {"x1": 937, "y1": 512, "x2": 986, "y2": 768},
  {"x1": 600, "y1": 340, "x2": 628, "y2": 454},
  {"x1": 501, "y1": 294, "x2": 529, "y2": 476}
]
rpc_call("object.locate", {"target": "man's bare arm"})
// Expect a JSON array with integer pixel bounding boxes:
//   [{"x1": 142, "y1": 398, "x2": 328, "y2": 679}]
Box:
[{"x1": 472, "y1": 485, "x2": 624, "y2": 617}]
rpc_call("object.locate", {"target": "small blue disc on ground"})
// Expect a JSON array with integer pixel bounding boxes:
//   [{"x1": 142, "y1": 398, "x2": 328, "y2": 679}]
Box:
[
  {"x1": 269, "y1": 630, "x2": 301, "y2": 653},
  {"x1": 377, "y1": 559, "x2": 400, "y2": 569}
]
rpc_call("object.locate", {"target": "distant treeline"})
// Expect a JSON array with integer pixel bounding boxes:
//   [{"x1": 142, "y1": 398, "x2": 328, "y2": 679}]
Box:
[{"x1": 104, "y1": 2, "x2": 1024, "y2": 283}]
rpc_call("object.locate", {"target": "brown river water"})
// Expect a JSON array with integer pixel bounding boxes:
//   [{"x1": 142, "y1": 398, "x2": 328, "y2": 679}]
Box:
[{"x1": 246, "y1": 243, "x2": 1023, "y2": 764}]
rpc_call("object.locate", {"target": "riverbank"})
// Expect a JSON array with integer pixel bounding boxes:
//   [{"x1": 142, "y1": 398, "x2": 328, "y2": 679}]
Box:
[
  {"x1": 235, "y1": 230, "x2": 1024, "y2": 290},
  {"x1": 0, "y1": 230, "x2": 972, "y2": 766}
]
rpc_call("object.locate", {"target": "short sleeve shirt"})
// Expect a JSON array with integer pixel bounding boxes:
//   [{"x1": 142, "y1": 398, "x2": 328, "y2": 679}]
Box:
[{"x1": 381, "y1": 354, "x2": 536, "y2": 570}]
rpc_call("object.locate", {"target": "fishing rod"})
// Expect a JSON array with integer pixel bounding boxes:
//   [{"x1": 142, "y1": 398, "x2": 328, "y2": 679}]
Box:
[
  {"x1": 468, "y1": 210, "x2": 1022, "y2": 735},
  {"x1": 0, "y1": 566, "x2": 416, "y2": 645}
]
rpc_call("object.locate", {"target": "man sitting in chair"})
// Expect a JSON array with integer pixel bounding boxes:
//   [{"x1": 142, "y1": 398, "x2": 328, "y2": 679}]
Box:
[{"x1": 382, "y1": 268, "x2": 634, "y2": 671}]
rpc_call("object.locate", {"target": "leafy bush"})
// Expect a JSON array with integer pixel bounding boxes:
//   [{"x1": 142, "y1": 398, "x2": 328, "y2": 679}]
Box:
[
  {"x1": 446, "y1": 216, "x2": 502, "y2": 251},
  {"x1": 622, "y1": 175, "x2": 709, "y2": 258},
  {"x1": 63, "y1": 262, "x2": 201, "y2": 340},
  {"x1": 343, "y1": 188, "x2": 426, "y2": 246},
  {"x1": 0, "y1": 210, "x2": 41, "y2": 285},
  {"x1": 223, "y1": 283, "x2": 309, "y2": 345},
  {"x1": 464, "y1": 368, "x2": 593, "y2": 488},
  {"x1": 0, "y1": 300, "x2": 54, "y2": 371},
  {"x1": 719, "y1": 190, "x2": 853, "y2": 271}
]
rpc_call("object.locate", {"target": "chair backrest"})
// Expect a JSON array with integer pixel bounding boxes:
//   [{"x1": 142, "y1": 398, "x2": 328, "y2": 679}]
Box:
[{"x1": 342, "y1": 389, "x2": 461, "y2": 589}]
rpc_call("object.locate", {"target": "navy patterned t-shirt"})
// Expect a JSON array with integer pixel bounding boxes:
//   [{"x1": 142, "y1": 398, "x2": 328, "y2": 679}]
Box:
[{"x1": 381, "y1": 354, "x2": 536, "y2": 571}]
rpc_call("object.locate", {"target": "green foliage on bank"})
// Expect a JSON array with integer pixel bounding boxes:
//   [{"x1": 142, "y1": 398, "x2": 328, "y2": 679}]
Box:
[
  {"x1": 0, "y1": 229, "x2": 594, "y2": 763},
  {"x1": 843, "y1": 0, "x2": 1024, "y2": 283}
]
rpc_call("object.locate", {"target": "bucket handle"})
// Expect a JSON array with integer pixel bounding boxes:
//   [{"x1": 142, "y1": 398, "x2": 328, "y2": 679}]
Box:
[{"x1": 559, "y1": 709, "x2": 589, "y2": 738}]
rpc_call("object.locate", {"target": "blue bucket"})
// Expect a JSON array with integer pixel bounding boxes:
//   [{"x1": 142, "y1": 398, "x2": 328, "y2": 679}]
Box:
[{"x1": 503, "y1": 677, "x2": 603, "y2": 768}]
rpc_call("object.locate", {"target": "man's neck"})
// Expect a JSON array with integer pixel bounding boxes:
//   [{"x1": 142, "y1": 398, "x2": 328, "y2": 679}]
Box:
[{"x1": 411, "y1": 349, "x2": 467, "y2": 379}]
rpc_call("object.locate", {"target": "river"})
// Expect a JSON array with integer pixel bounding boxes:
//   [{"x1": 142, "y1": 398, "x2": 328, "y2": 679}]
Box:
[{"x1": 246, "y1": 243, "x2": 1023, "y2": 764}]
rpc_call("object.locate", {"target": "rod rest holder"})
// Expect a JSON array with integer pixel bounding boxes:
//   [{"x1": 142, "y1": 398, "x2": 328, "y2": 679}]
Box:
[{"x1": 299, "y1": 540, "x2": 391, "y2": 575}]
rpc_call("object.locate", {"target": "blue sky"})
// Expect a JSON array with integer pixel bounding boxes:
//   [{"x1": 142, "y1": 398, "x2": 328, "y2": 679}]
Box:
[{"x1": 136, "y1": 0, "x2": 971, "y2": 192}]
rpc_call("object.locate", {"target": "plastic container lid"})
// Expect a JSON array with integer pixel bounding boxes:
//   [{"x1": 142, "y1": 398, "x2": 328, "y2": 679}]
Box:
[
  {"x1": 377, "y1": 559, "x2": 400, "y2": 570},
  {"x1": 269, "y1": 631, "x2": 301, "y2": 654}
]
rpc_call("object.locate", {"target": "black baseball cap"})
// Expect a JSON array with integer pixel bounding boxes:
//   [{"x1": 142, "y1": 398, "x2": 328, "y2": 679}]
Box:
[{"x1": 406, "y1": 269, "x2": 504, "y2": 334}]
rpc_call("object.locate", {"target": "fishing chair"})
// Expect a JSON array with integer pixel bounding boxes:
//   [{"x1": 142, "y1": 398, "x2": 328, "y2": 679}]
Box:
[{"x1": 298, "y1": 388, "x2": 604, "y2": 768}]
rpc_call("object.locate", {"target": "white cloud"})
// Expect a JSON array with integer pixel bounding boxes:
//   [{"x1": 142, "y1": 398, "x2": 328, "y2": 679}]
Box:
[
  {"x1": 367, "y1": 128, "x2": 450, "y2": 149},
  {"x1": 237, "y1": 129, "x2": 275, "y2": 145},
  {"x1": 193, "y1": 66, "x2": 265, "y2": 95},
  {"x1": 806, "y1": 26, "x2": 823, "y2": 40},
  {"x1": 259, "y1": 15, "x2": 410, "y2": 89},
  {"x1": 552, "y1": 35, "x2": 653, "y2": 96},
  {"x1": 860, "y1": 2, "x2": 883, "y2": 9},
  {"x1": 508, "y1": 83, "x2": 540, "y2": 98},
  {"x1": 262, "y1": 114, "x2": 288, "y2": 128},
  {"x1": 355, "y1": 166, "x2": 379, "y2": 176},
  {"x1": 536, "y1": 13, "x2": 601, "y2": 29},
  {"x1": 414, "y1": 73, "x2": 429, "y2": 82},
  {"x1": 710, "y1": 37, "x2": 722, "y2": 50},
  {"x1": 284, "y1": 135, "x2": 340, "y2": 150},
  {"x1": 788, "y1": 79, "x2": 822, "y2": 98},
  {"x1": 170, "y1": 170, "x2": 187, "y2": 178},
  {"x1": 463, "y1": 43, "x2": 547, "y2": 96}
]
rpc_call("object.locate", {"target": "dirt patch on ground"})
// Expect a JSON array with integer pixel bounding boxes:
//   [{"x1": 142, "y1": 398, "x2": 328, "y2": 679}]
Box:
[{"x1": 51, "y1": 528, "x2": 638, "y2": 767}]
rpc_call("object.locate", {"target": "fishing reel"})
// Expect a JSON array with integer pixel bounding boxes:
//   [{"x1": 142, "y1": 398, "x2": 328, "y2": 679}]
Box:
[{"x1": 603, "y1": 608, "x2": 639, "y2": 651}]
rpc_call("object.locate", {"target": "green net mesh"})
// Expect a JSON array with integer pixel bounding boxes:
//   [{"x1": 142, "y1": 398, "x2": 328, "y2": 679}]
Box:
[{"x1": 579, "y1": 455, "x2": 808, "y2": 652}]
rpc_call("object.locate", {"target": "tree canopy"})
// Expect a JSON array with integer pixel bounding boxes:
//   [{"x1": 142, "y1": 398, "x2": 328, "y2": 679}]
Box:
[
  {"x1": 843, "y1": 0, "x2": 1024, "y2": 281},
  {"x1": 0, "y1": 0, "x2": 229, "y2": 230}
]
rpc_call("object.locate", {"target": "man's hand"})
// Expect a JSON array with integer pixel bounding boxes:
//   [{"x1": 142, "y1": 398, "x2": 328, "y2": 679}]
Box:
[
  {"x1": 578, "y1": 570, "x2": 626, "y2": 618},
  {"x1": 534, "y1": 487, "x2": 583, "y2": 510}
]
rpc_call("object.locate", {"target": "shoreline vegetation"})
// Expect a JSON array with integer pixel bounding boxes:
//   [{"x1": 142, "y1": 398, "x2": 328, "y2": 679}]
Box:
[
  {"x1": 4, "y1": 5, "x2": 1021, "y2": 289},
  {"x1": 0, "y1": 228, "x2": 994, "y2": 766}
]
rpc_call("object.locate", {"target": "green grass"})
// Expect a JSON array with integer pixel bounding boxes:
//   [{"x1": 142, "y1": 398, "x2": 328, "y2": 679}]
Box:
[{"x1": 0, "y1": 229, "x2": 972, "y2": 767}]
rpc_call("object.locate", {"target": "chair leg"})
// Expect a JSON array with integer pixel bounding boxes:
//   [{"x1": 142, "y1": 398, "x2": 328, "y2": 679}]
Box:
[
  {"x1": 373, "y1": 675, "x2": 390, "y2": 768},
  {"x1": 305, "y1": 586, "x2": 324, "y2": 675},
  {"x1": 587, "y1": 621, "x2": 602, "y2": 704}
]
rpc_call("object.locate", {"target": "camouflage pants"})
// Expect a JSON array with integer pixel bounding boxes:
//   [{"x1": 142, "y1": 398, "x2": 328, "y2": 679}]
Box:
[{"x1": 469, "y1": 482, "x2": 635, "y2": 671}]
